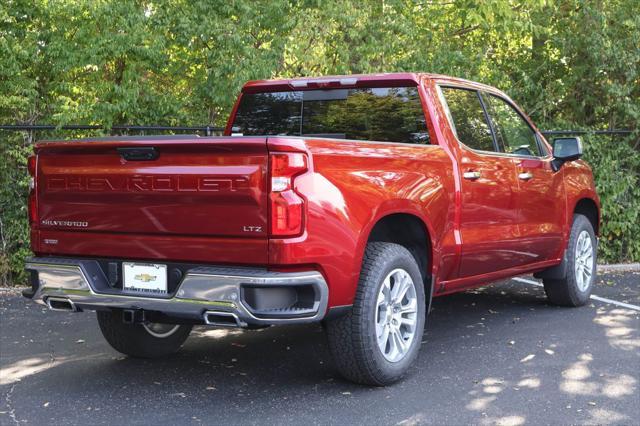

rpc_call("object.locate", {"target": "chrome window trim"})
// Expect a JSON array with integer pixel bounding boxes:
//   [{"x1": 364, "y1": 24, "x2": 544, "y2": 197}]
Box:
[
  {"x1": 273, "y1": 135, "x2": 442, "y2": 150},
  {"x1": 436, "y1": 84, "x2": 552, "y2": 161},
  {"x1": 476, "y1": 89, "x2": 501, "y2": 152},
  {"x1": 481, "y1": 92, "x2": 548, "y2": 159},
  {"x1": 437, "y1": 85, "x2": 501, "y2": 156}
]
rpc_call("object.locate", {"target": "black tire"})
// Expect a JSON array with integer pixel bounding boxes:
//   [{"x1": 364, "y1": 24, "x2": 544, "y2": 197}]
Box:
[
  {"x1": 543, "y1": 214, "x2": 597, "y2": 307},
  {"x1": 325, "y1": 242, "x2": 426, "y2": 386},
  {"x1": 96, "y1": 310, "x2": 192, "y2": 358}
]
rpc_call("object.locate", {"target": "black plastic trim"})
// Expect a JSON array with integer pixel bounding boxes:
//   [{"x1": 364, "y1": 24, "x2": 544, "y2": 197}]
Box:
[
  {"x1": 117, "y1": 146, "x2": 159, "y2": 161},
  {"x1": 323, "y1": 305, "x2": 353, "y2": 321},
  {"x1": 533, "y1": 253, "x2": 568, "y2": 279}
]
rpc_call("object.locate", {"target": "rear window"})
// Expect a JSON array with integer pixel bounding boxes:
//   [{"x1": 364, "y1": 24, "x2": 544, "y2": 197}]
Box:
[{"x1": 231, "y1": 87, "x2": 429, "y2": 144}]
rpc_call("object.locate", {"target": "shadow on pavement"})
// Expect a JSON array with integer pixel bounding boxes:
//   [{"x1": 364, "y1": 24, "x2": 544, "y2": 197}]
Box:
[{"x1": 1, "y1": 277, "x2": 638, "y2": 425}]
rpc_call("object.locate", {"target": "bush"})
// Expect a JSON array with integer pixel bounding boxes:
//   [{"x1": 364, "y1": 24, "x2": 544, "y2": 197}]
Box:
[
  {"x1": 0, "y1": 132, "x2": 32, "y2": 286},
  {"x1": 1, "y1": 0, "x2": 638, "y2": 285},
  {"x1": 581, "y1": 133, "x2": 640, "y2": 262}
]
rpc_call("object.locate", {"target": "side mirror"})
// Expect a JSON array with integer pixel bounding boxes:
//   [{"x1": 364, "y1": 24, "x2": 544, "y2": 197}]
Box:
[{"x1": 552, "y1": 137, "x2": 583, "y2": 171}]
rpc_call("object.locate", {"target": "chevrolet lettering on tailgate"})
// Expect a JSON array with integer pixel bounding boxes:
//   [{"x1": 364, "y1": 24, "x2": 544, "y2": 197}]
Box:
[{"x1": 45, "y1": 175, "x2": 250, "y2": 192}]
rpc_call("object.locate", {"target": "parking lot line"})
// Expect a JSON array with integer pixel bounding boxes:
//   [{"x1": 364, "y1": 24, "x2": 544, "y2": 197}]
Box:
[{"x1": 512, "y1": 277, "x2": 640, "y2": 312}]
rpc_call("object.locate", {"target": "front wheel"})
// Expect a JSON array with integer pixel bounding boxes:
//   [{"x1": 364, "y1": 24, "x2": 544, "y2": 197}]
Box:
[
  {"x1": 325, "y1": 242, "x2": 426, "y2": 386},
  {"x1": 543, "y1": 214, "x2": 597, "y2": 307},
  {"x1": 97, "y1": 310, "x2": 192, "y2": 358}
]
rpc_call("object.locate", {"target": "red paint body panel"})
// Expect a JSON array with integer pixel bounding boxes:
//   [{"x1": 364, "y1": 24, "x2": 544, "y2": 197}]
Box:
[
  {"x1": 32, "y1": 137, "x2": 270, "y2": 265},
  {"x1": 34, "y1": 229, "x2": 268, "y2": 265},
  {"x1": 514, "y1": 157, "x2": 566, "y2": 260},
  {"x1": 35, "y1": 137, "x2": 268, "y2": 238},
  {"x1": 561, "y1": 160, "x2": 601, "y2": 236},
  {"x1": 267, "y1": 137, "x2": 455, "y2": 307},
  {"x1": 31, "y1": 73, "x2": 600, "y2": 311},
  {"x1": 457, "y1": 150, "x2": 521, "y2": 278}
]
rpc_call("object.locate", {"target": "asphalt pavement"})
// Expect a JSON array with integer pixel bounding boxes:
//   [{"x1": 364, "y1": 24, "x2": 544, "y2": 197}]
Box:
[{"x1": 1, "y1": 271, "x2": 638, "y2": 425}]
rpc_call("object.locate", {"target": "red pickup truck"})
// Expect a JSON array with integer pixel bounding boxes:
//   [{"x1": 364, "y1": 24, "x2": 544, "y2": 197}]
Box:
[{"x1": 24, "y1": 73, "x2": 600, "y2": 385}]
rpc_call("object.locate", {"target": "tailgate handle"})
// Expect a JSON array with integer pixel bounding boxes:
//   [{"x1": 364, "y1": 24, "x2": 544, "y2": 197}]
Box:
[{"x1": 117, "y1": 147, "x2": 159, "y2": 161}]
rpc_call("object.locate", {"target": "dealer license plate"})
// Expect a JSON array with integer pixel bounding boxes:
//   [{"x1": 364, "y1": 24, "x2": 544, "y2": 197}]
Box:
[{"x1": 122, "y1": 262, "x2": 168, "y2": 294}]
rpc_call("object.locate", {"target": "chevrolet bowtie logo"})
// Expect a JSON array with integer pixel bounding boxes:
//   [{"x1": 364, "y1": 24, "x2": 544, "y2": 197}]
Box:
[{"x1": 134, "y1": 273, "x2": 157, "y2": 283}]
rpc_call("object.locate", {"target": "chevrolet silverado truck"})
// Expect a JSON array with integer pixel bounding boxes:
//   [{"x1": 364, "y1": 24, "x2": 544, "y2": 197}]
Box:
[{"x1": 24, "y1": 73, "x2": 600, "y2": 385}]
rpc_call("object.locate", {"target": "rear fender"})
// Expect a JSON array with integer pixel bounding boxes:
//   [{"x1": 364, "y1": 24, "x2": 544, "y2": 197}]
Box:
[{"x1": 354, "y1": 200, "x2": 439, "y2": 290}]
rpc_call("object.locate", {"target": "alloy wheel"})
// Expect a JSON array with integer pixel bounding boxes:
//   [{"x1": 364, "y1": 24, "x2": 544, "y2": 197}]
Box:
[
  {"x1": 142, "y1": 322, "x2": 181, "y2": 338},
  {"x1": 574, "y1": 230, "x2": 594, "y2": 292},
  {"x1": 375, "y1": 268, "x2": 418, "y2": 362}
]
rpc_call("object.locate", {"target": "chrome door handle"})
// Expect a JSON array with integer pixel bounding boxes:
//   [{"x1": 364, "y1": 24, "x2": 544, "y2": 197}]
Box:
[
  {"x1": 463, "y1": 171, "x2": 481, "y2": 180},
  {"x1": 518, "y1": 172, "x2": 533, "y2": 181}
]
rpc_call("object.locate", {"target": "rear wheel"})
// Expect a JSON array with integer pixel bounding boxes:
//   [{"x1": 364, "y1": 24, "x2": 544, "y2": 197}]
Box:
[
  {"x1": 543, "y1": 214, "x2": 597, "y2": 307},
  {"x1": 326, "y1": 242, "x2": 426, "y2": 386},
  {"x1": 97, "y1": 310, "x2": 192, "y2": 358}
]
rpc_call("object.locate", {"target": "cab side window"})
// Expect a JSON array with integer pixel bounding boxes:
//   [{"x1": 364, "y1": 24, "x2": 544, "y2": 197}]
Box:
[
  {"x1": 484, "y1": 94, "x2": 541, "y2": 157},
  {"x1": 440, "y1": 87, "x2": 496, "y2": 152}
]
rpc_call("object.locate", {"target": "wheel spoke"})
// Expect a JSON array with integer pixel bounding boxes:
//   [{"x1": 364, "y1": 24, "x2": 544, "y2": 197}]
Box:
[
  {"x1": 396, "y1": 281, "x2": 411, "y2": 302},
  {"x1": 391, "y1": 273, "x2": 409, "y2": 301},
  {"x1": 400, "y1": 315, "x2": 416, "y2": 330},
  {"x1": 378, "y1": 323, "x2": 390, "y2": 351},
  {"x1": 393, "y1": 328, "x2": 407, "y2": 354},
  {"x1": 585, "y1": 256, "x2": 593, "y2": 269},
  {"x1": 382, "y1": 276, "x2": 391, "y2": 303},
  {"x1": 376, "y1": 312, "x2": 385, "y2": 331},
  {"x1": 387, "y1": 327, "x2": 399, "y2": 358},
  {"x1": 581, "y1": 244, "x2": 590, "y2": 257},
  {"x1": 399, "y1": 298, "x2": 417, "y2": 314}
]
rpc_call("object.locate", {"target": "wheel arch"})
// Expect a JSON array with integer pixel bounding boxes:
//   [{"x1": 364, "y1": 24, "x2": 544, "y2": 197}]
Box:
[
  {"x1": 364, "y1": 212, "x2": 435, "y2": 306},
  {"x1": 573, "y1": 197, "x2": 600, "y2": 236},
  {"x1": 535, "y1": 196, "x2": 600, "y2": 281}
]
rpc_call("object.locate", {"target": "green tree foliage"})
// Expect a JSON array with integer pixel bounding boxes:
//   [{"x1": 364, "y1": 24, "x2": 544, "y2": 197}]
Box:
[{"x1": 1, "y1": 0, "x2": 638, "y2": 284}]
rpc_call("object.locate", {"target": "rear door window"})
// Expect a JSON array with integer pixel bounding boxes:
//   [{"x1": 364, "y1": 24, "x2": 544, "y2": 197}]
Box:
[
  {"x1": 439, "y1": 87, "x2": 496, "y2": 152},
  {"x1": 232, "y1": 87, "x2": 430, "y2": 144},
  {"x1": 483, "y1": 94, "x2": 542, "y2": 157}
]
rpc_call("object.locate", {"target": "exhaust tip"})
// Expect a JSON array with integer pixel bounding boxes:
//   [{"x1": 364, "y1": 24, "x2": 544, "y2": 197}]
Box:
[
  {"x1": 46, "y1": 297, "x2": 79, "y2": 312},
  {"x1": 203, "y1": 311, "x2": 245, "y2": 328}
]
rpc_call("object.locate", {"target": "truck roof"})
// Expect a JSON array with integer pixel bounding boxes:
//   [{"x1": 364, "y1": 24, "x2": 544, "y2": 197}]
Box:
[{"x1": 242, "y1": 72, "x2": 500, "y2": 95}]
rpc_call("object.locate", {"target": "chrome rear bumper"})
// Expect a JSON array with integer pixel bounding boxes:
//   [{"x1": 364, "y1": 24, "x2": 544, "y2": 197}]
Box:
[{"x1": 25, "y1": 257, "x2": 328, "y2": 327}]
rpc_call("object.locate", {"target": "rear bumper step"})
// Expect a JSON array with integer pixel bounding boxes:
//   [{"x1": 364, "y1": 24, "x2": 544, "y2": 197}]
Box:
[{"x1": 25, "y1": 257, "x2": 328, "y2": 327}]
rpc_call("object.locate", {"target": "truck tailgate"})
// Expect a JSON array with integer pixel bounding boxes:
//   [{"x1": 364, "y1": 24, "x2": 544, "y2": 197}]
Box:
[{"x1": 33, "y1": 136, "x2": 268, "y2": 262}]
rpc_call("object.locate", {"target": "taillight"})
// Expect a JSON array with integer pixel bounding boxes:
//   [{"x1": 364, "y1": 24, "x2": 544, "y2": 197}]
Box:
[
  {"x1": 269, "y1": 152, "x2": 308, "y2": 237},
  {"x1": 27, "y1": 155, "x2": 38, "y2": 225},
  {"x1": 28, "y1": 155, "x2": 36, "y2": 176}
]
